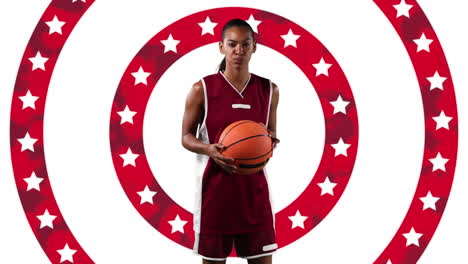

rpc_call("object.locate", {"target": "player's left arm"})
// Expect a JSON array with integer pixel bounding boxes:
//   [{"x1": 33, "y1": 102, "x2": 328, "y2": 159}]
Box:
[{"x1": 267, "y1": 82, "x2": 279, "y2": 147}]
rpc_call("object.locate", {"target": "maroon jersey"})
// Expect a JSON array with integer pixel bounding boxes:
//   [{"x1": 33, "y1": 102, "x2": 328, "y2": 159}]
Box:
[{"x1": 193, "y1": 71, "x2": 275, "y2": 235}]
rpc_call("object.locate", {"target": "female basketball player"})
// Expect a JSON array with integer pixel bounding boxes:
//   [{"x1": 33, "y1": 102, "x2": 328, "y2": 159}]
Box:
[{"x1": 181, "y1": 18, "x2": 279, "y2": 264}]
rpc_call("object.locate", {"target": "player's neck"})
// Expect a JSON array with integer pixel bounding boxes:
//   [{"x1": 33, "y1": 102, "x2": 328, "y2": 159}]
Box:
[{"x1": 222, "y1": 66, "x2": 250, "y2": 89}]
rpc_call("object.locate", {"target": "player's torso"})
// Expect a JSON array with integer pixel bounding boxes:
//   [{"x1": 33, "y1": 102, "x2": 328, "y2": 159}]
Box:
[
  {"x1": 202, "y1": 71, "x2": 272, "y2": 143},
  {"x1": 197, "y1": 71, "x2": 274, "y2": 234}
]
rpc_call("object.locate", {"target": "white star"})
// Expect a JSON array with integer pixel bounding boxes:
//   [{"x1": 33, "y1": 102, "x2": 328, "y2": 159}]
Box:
[
  {"x1": 131, "y1": 66, "x2": 151, "y2": 86},
  {"x1": 168, "y1": 214, "x2": 187, "y2": 234},
  {"x1": 330, "y1": 95, "x2": 350, "y2": 114},
  {"x1": 72, "y1": 0, "x2": 86, "y2": 2},
  {"x1": 198, "y1": 17, "x2": 217, "y2": 36},
  {"x1": 426, "y1": 71, "x2": 447, "y2": 91},
  {"x1": 24, "y1": 172, "x2": 44, "y2": 191},
  {"x1": 428, "y1": 152, "x2": 449, "y2": 172},
  {"x1": 413, "y1": 33, "x2": 433, "y2": 53},
  {"x1": 117, "y1": 105, "x2": 137, "y2": 125},
  {"x1": 19, "y1": 90, "x2": 39, "y2": 110},
  {"x1": 45, "y1": 15, "x2": 66, "y2": 35},
  {"x1": 432, "y1": 111, "x2": 452, "y2": 130},
  {"x1": 386, "y1": 260, "x2": 393, "y2": 264},
  {"x1": 317, "y1": 177, "x2": 337, "y2": 196},
  {"x1": 37, "y1": 209, "x2": 57, "y2": 229},
  {"x1": 119, "y1": 148, "x2": 139, "y2": 167},
  {"x1": 281, "y1": 29, "x2": 300, "y2": 48},
  {"x1": 245, "y1": 14, "x2": 262, "y2": 33},
  {"x1": 331, "y1": 138, "x2": 351, "y2": 157},
  {"x1": 57, "y1": 243, "x2": 77, "y2": 263},
  {"x1": 312, "y1": 57, "x2": 332, "y2": 77},
  {"x1": 393, "y1": 0, "x2": 413, "y2": 18},
  {"x1": 402, "y1": 227, "x2": 423, "y2": 247},
  {"x1": 419, "y1": 191, "x2": 440, "y2": 211},
  {"x1": 17, "y1": 132, "x2": 38, "y2": 152},
  {"x1": 288, "y1": 210, "x2": 308, "y2": 229},
  {"x1": 137, "y1": 185, "x2": 157, "y2": 205},
  {"x1": 28, "y1": 51, "x2": 49, "y2": 71},
  {"x1": 161, "y1": 34, "x2": 180, "y2": 53}
]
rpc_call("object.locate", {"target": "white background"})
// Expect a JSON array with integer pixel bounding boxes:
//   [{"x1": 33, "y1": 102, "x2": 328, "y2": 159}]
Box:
[{"x1": 0, "y1": 0, "x2": 467, "y2": 263}]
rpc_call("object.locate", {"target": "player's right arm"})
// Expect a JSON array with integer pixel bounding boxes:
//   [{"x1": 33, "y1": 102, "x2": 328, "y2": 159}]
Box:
[{"x1": 181, "y1": 80, "x2": 238, "y2": 174}]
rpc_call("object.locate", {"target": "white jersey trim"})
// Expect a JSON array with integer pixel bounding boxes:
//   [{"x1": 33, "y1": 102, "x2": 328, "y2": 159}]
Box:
[
  {"x1": 193, "y1": 78, "x2": 210, "y2": 234},
  {"x1": 262, "y1": 243, "x2": 278, "y2": 251},
  {"x1": 266, "y1": 79, "x2": 273, "y2": 127},
  {"x1": 263, "y1": 167, "x2": 276, "y2": 234},
  {"x1": 219, "y1": 71, "x2": 251, "y2": 98},
  {"x1": 200, "y1": 78, "x2": 209, "y2": 139},
  {"x1": 232, "y1": 103, "x2": 251, "y2": 109},
  {"x1": 241, "y1": 252, "x2": 275, "y2": 259},
  {"x1": 193, "y1": 231, "x2": 200, "y2": 254}
]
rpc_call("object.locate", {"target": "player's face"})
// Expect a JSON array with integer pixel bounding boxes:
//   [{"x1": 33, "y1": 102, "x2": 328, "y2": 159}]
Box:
[{"x1": 219, "y1": 26, "x2": 256, "y2": 69}]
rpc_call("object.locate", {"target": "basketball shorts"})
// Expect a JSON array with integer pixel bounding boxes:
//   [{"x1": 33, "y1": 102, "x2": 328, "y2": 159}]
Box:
[{"x1": 193, "y1": 229, "x2": 277, "y2": 261}]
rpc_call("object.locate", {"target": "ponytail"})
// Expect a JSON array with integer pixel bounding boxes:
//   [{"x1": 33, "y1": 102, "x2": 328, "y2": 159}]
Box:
[{"x1": 218, "y1": 57, "x2": 226, "y2": 72}]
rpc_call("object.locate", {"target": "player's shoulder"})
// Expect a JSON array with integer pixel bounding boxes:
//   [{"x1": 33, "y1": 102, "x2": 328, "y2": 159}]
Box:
[
  {"x1": 189, "y1": 80, "x2": 205, "y2": 101},
  {"x1": 201, "y1": 72, "x2": 221, "y2": 82},
  {"x1": 191, "y1": 72, "x2": 220, "y2": 98},
  {"x1": 251, "y1": 73, "x2": 278, "y2": 89}
]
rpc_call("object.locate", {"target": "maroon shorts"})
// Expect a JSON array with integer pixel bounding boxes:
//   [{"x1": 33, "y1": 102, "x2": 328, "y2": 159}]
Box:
[{"x1": 193, "y1": 229, "x2": 277, "y2": 261}]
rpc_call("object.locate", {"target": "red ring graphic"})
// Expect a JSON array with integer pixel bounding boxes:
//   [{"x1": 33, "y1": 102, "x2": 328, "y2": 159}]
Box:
[
  {"x1": 109, "y1": 7, "x2": 358, "y2": 252},
  {"x1": 373, "y1": 0, "x2": 458, "y2": 263},
  {"x1": 8, "y1": 1, "x2": 458, "y2": 263},
  {"x1": 10, "y1": 0, "x2": 94, "y2": 263}
]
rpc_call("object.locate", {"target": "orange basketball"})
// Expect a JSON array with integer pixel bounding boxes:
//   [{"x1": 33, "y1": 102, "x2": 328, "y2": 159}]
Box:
[{"x1": 218, "y1": 120, "x2": 273, "y2": 175}]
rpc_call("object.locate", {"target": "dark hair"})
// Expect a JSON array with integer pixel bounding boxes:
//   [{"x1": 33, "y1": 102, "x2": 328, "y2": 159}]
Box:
[{"x1": 217, "y1": 18, "x2": 255, "y2": 72}]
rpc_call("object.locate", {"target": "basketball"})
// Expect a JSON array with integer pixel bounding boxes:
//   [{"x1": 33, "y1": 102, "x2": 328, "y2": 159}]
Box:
[{"x1": 218, "y1": 120, "x2": 274, "y2": 175}]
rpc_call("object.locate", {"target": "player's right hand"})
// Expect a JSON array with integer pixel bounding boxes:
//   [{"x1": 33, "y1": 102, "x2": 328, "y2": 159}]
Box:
[{"x1": 206, "y1": 143, "x2": 238, "y2": 174}]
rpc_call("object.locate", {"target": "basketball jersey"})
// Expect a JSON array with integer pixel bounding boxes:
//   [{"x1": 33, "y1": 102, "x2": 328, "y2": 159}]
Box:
[{"x1": 193, "y1": 71, "x2": 275, "y2": 235}]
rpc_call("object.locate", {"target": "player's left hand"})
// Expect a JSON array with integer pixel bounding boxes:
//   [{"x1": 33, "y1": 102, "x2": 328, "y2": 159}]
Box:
[
  {"x1": 259, "y1": 122, "x2": 280, "y2": 149},
  {"x1": 271, "y1": 136, "x2": 280, "y2": 149}
]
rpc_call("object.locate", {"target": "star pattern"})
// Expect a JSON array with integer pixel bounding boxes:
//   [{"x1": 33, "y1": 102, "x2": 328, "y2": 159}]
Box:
[
  {"x1": 17, "y1": 132, "x2": 38, "y2": 152},
  {"x1": 19, "y1": 90, "x2": 39, "y2": 110},
  {"x1": 330, "y1": 95, "x2": 350, "y2": 114},
  {"x1": 11, "y1": 5, "x2": 456, "y2": 263},
  {"x1": 317, "y1": 177, "x2": 337, "y2": 196},
  {"x1": 288, "y1": 210, "x2": 308, "y2": 229},
  {"x1": 107, "y1": 10, "x2": 356, "y2": 261},
  {"x1": 393, "y1": 0, "x2": 413, "y2": 18},
  {"x1": 37, "y1": 209, "x2": 57, "y2": 229},
  {"x1": 117, "y1": 105, "x2": 137, "y2": 125},
  {"x1": 28, "y1": 51, "x2": 49, "y2": 71},
  {"x1": 312, "y1": 57, "x2": 332, "y2": 77},
  {"x1": 137, "y1": 185, "x2": 157, "y2": 205},
  {"x1": 245, "y1": 14, "x2": 261, "y2": 33},
  {"x1": 198, "y1": 17, "x2": 217, "y2": 35},
  {"x1": 432, "y1": 111, "x2": 452, "y2": 130},
  {"x1": 413, "y1": 33, "x2": 433, "y2": 53},
  {"x1": 10, "y1": 2, "x2": 99, "y2": 262},
  {"x1": 45, "y1": 15, "x2": 66, "y2": 35},
  {"x1": 281, "y1": 29, "x2": 300, "y2": 48},
  {"x1": 57, "y1": 244, "x2": 77, "y2": 263},
  {"x1": 119, "y1": 148, "x2": 139, "y2": 167},
  {"x1": 331, "y1": 138, "x2": 351, "y2": 157},
  {"x1": 428, "y1": 152, "x2": 449, "y2": 172},
  {"x1": 161, "y1": 34, "x2": 180, "y2": 53},
  {"x1": 168, "y1": 214, "x2": 187, "y2": 234},
  {"x1": 24, "y1": 172, "x2": 44, "y2": 191},
  {"x1": 419, "y1": 191, "x2": 439, "y2": 211},
  {"x1": 131, "y1": 66, "x2": 151, "y2": 86},
  {"x1": 402, "y1": 227, "x2": 423, "y2": 247},
  {"x1": 426, "y1": 71, "x2": 447, "y2": 91}
]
